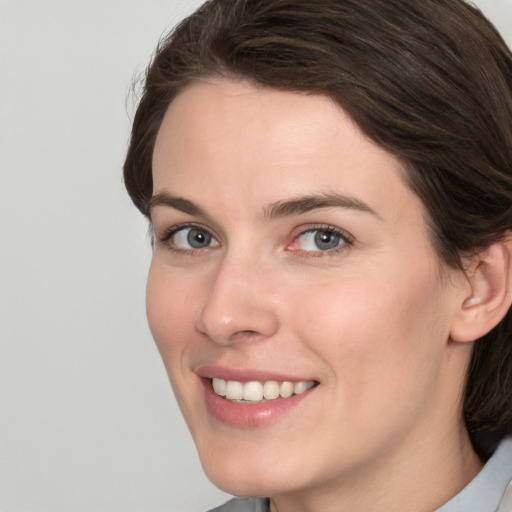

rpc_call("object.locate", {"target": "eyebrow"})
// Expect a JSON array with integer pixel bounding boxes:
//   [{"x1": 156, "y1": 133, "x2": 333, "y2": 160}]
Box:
[
  {"x1": 263, "y1": 192, "x2": 380, "y2": 220},
  {"x1": 149, "y1": 191, "x2": 380, "y2": 221},
  {"x1": 149, "y1": 192, "x2": 208, "y2": 218}
]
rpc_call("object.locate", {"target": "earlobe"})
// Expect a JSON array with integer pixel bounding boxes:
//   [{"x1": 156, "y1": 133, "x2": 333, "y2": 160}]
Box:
[{"x1": 450, "y1": 235, "x2": 512, "y2": 343}]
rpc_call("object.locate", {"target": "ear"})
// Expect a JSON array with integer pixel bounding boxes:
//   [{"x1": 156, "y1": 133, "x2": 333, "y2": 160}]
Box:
[{"x1": 450, "y1": 235, "x2": 512, "y2": 343}]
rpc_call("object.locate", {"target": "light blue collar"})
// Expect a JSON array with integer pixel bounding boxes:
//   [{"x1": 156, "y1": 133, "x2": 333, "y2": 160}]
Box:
[{"x1": 436, "y1": 437, "x2": 512, "y2": 512}]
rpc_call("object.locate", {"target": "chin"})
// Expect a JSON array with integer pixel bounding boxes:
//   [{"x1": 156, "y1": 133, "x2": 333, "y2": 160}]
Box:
[
  {"x1": 205, "y1": 466, "x2": 289, "y2": 499},
  {"x1": 197, "y1": 440, "x2": 313, "y2": 499}
]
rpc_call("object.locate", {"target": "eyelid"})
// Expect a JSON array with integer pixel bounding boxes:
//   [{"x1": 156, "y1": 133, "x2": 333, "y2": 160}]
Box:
[{"x1": 156, "y1": 222, "x2": 208, "y2": 240}]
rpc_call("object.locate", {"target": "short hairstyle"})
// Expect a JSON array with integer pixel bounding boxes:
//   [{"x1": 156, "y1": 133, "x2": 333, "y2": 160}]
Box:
[{"x1": 123, "y1": 0, "x2": 512, "y2": 457}]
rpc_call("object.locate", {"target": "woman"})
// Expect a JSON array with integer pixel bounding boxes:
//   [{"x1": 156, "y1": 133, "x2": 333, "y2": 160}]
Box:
[{"x1": 124, "y1": 0, "x2": 512, "y2": 510}]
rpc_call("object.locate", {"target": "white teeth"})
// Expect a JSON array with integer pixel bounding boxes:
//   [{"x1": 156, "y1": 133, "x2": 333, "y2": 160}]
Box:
[
  {"x1": 263, "y1": 381, "x2": 280, "y2": 400},
  {"x1": 225, "y1": 380, "x2": 243, "y2": 400},
  {"x1": 211, "y1": 378, "x2": 316, "y2": 402},
  {"x1": 212, "y1": 377, "x2": 226, "y2": 396},
  {"x1": 279, "y1": 381, "x2": 294, "y2": 398},
  {"x1": 293, "y1": 381, "x2": 314, "y2": 395},
  {"x1": 243, "y1": 381, "x2": 263, "y2": 401}
]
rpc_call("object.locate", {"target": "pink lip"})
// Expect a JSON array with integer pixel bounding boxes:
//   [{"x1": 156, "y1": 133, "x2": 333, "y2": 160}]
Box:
[
  {"x1": 196, "y1": 365, "x2": 319, "y2": 428},
  {"x1": 196, "y1": 364, "x2": 314, "y2": 383},
  {"x1": 202, "y1": 380, "x2": 316, "y2": 427}
]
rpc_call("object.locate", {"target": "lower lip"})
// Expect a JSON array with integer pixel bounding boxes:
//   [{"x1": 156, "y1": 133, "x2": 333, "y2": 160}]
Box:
[{"x1": 202, "y1": 379, "x2": 316, "y2": 428}]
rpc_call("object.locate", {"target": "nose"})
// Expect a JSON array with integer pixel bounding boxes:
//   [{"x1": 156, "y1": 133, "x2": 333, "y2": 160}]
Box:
[{"x1": 195, "y1": 252, "x2": 280, "y2": 346}]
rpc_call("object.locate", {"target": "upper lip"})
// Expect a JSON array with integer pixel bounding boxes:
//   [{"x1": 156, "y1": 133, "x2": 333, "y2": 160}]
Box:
[{"x1": 195, "y1": 364, "x2": 318, "y2": 383}]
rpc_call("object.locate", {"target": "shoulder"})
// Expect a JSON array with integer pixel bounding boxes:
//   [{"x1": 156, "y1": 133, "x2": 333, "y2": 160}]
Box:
[
  {"x1": 207, "y1": 497, "x2": 269, "y2": 512},
  {"x1": 499, "y1": 475, "x2": 512, "y2": 512}
]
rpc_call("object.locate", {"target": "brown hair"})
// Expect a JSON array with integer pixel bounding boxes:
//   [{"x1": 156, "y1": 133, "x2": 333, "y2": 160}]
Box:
[{"x1": 123, "y1": 0, "x2": 512, "y2": 457}]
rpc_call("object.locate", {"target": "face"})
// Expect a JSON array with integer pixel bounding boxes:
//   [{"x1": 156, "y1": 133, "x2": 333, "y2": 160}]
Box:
[{"x1": 148, "y1": 80, "x2": 471, "y2": 499}]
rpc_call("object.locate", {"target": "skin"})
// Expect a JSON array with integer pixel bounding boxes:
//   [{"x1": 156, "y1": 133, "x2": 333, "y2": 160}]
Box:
[{"x1": 147, "y1": 79, "x2": 483, "y2": 512}]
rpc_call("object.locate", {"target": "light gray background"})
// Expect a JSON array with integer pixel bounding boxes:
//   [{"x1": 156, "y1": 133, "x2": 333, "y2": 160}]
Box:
[{"x1": 1, "y1": 1, "x2": 511, "y2": 511}]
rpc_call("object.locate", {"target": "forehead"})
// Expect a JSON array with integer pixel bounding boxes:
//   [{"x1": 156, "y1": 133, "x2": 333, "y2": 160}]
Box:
[
  {"x1": 152, "y1": 79, "x2": 420, "y2": 225},
  {"x1": 152, "y1": 80, "x2": 355, "y2": 182}
]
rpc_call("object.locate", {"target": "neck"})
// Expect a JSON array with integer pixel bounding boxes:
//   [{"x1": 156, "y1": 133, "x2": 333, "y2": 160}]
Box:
[{"x1": 269, "y1": 426, "x2": 482, "y2": 512}]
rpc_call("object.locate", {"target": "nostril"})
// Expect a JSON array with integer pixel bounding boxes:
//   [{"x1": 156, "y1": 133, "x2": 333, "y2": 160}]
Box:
[{"x1": 227, "y1": 329, "x2": 266, "y2": 344}]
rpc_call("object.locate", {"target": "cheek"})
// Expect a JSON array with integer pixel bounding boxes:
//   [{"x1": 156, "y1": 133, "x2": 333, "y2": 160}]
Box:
[
  {"x1": 289, "y1": 264, "x2": 442, "y2": 344},
  {"x1": 145, "y1": 259, "x2": 212, "y2": 434},
  {"x1": 146, "y1": 260, "x2": 203, "y2": 366},
  {"x1": 286, "y1": 261, "x2": 450, "y2": 413}
]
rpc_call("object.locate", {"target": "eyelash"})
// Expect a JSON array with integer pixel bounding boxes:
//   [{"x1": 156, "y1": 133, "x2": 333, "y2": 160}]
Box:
[
  {"x1": 156, "y1": 223, "x2": 216, "y2": 255},
  {"x1": 155, "y1": 223, "x2": 354, "y2": 257}
]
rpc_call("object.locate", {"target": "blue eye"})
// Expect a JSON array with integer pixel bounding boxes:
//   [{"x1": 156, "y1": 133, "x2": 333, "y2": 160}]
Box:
[
  {"x1": 172, "y1": 227, "x2": 219, "y2": 250},
  {"x1": 294, "y1": 229, "x2": 348, "y2": 252}
]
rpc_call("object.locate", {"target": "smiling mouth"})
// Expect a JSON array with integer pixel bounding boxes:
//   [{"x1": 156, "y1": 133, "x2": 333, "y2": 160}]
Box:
[{"x1": 211, "y1": 378, "x2": 317, "y2": 403}]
